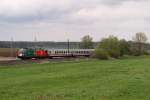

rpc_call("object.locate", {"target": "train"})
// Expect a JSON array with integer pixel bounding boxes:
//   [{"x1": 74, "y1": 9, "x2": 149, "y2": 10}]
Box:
[{"x1": 17, "y1": 48, "x2": 94, "y2": 59}]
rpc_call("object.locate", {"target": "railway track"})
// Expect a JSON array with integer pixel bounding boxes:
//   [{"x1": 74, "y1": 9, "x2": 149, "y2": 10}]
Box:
[
  {"x1": 0, "y1": 57, "x2": 47, "y2": 65},
  {"x1": 0, "y1": 57, "x2": 89, "y2": 66}
]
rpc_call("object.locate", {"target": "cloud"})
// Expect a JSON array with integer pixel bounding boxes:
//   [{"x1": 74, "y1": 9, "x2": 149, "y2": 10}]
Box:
[
  {"x1": 0, "y1": 0, "x2": 150, "y2": 41},
  {"x1": 0, "y1": 0, "x2": 72, "y2": 22},
  {"x1": 101, "y1": 0, "x2": 142, "y2": 6},
  {"x1": 0, "y1": 0, "x2": 149, "y2": 23}
]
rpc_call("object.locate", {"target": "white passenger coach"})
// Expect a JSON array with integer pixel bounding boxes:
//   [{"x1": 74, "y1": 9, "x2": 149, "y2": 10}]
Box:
[{"x1": 47, "y1": 49, "x2": 94, "y2": 57}]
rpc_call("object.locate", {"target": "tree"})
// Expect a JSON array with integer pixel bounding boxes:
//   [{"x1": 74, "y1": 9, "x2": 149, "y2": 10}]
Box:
[
  {"x1": 98, "y1": 35, "x2": 121, "y2": 58},
  {"x1": 119, "y1": 39, "x2": 130, "y2": 56},
  {"x1": 80, "y1": 35, "x2": 94, "y2": 49},
  {"x1": 133, "y1": 32, "x2": 148, "y2": 55}
]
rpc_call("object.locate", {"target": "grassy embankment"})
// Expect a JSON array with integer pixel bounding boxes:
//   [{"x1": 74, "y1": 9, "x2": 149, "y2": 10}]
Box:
[
  {"x1": 0, "y1": 48, "x2": 18, "y2": 57},
  {"x1": 0, "y1": 56, "x2": 150, "y2": 100}
]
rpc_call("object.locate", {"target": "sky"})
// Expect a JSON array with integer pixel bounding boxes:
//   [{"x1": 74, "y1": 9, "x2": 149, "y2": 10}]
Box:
[{"x1": 0, "y1": 0, "x2": 150, "y2": 42}]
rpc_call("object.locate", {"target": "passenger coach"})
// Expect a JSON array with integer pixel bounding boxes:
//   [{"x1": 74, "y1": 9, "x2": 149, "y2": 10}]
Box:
[{"x1": 48, "y1": 49, "x2": 94, "y2": 57}]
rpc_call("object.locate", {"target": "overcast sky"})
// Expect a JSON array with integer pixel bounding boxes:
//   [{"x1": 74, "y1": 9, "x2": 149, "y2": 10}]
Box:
[{"x1": 0, "y1": 0, "x2": 150, "y2": 41}]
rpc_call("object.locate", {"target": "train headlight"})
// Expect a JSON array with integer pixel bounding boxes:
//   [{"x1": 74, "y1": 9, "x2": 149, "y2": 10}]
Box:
[{"x1": 19, "y1": 53, "x2": 23, "y2": 56}]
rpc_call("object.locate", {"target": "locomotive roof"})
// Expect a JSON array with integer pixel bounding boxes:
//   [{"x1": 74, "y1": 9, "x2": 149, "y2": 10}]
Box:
[{"x1": 47, "y1": 49, "x2": 94, "y2": 51}]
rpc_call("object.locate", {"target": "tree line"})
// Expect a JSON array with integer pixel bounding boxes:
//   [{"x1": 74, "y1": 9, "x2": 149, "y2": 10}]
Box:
[
  {"x1": 0, "y1": 41, "x2": 82, "y2": 49},
  {"x1": 80, "y1": 32, "x2": 149, "y2": 59}
]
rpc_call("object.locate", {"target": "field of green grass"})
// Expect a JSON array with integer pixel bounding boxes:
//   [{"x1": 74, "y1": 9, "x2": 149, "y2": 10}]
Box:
[{"x1": 0, "y1": 56, "x2": 150, "y2": 100}]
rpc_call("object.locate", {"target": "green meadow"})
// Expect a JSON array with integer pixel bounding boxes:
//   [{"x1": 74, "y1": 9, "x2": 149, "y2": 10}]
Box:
[{"x1": 0, "y1": 56, "x2": 150, "y2": 100}]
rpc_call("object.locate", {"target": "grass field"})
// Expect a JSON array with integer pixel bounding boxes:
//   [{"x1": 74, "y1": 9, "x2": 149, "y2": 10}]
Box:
[
  {"x1": 0, "y1": 56, "x2": 150, "y2": 100},
  {"x1": 0, "y1": 48, "x2": 18, "y2": 57}
]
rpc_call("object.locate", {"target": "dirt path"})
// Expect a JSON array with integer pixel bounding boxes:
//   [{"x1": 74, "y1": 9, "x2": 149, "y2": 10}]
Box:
[{"x1": 0, "y1": 57, "x2": 18, "y2": 61}]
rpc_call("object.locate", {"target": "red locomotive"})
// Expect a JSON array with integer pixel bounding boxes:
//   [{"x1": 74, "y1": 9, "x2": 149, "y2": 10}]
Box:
[{"x1": 34, "y1": 48, "x2": 48, "y2": 58}]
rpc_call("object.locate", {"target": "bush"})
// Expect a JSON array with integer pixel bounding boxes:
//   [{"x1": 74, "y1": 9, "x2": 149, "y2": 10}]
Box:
[
  {"x1": 98, "y1": 36, "x2": 121, "y2": 58},
  {"x1": 92, "y1": 49, "x2": 109, "y2": 60},
  {"x1": 109, "y1": 50, "x2": 121, "y2": 58},
  {"x1": 129, "y1": 48, "x2": 141, "y2": 56},
  {"x1": 142, "y1": 50, "x2": 150, "y2": 55}
]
